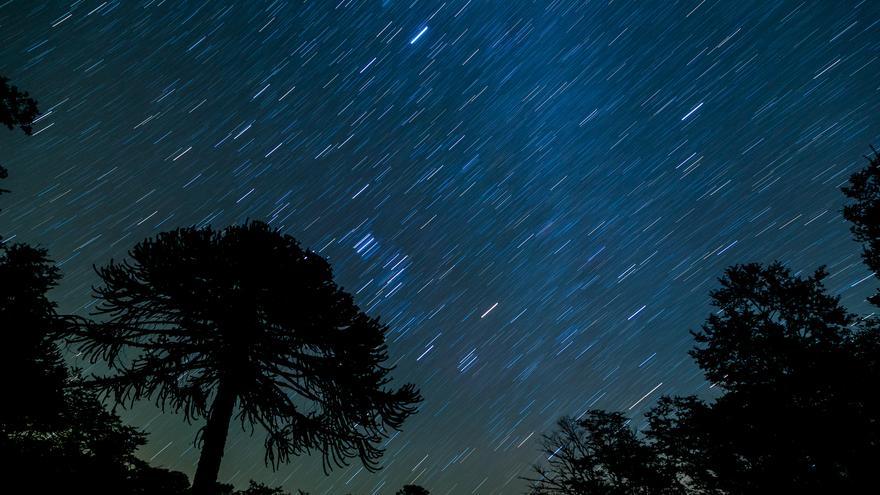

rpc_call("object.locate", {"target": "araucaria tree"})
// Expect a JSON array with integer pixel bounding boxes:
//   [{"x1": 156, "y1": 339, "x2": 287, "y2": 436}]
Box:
[{"x1": 69, "y1": 221, "x2": 422, "y2": 494}]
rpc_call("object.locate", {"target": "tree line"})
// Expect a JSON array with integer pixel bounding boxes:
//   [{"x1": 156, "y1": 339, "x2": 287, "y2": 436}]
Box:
[
  {"x1": 523, "y1": 159, "x2": 880, "y2": 492},
  {"x1": 2, "y1": 76, "x2": 878, "y2": 494}
]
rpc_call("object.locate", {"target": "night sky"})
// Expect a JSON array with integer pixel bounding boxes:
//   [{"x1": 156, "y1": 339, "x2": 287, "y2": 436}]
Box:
[{"x1": 2, "y1": 1, "x2": 879, "y2": 493}]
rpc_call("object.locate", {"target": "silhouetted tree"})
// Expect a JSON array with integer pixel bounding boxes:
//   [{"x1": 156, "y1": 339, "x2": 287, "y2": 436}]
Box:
[
  {"x1": 0, "y1": 243, "x2": 190, "y2": 494},
  {"x1": 0, "y1": 76, "x2": 38, "y2": 134},
  {"x1": 642, "y1": 396, "x2": 712, "y2": 493},
  {"x1": 842, "y1": 147, "x2": 880, "y2": 377},
  {"x1": 842, "y1": 147, "x2": 880, "y2": 305},
  {"x1": 690, "y1": 262, "x2": 853, "y2": 392},
  {"x1": 0, "y1": 75, "x2": 39, "y2": 195},
  {"x1": 396, "y1": 484, "x2": 430, "y2": 495},
  {"x1": 0, "y1": 75, "x2": 195, "y2": 494},
  {"x1": 668, "y1": 262, "x2": 879, "y2": 492},
  {"x1": 0, "y1": 243, "x2": 68, "y2": 429},
  {"x1": 530, "y1": 261, "x2": 880, "y2": 494},
  {"x1": 68, "y1": 221, "x2": 422, "y2": 495},
  {"x1": 525, "y1": 411, "x2": 684, "y2": 495}
]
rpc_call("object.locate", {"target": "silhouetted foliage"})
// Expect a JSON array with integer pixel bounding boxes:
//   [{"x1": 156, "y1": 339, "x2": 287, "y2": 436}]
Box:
[
  {"x1": 642, "y1": 396, "x2": 712, "y2": 493},
  {"x1": 396, "y1": 484, "x2": 430, "y2": 495},
  {"x1": 0, "y1": 76, "x2": 38, "y2": 135},
  {"x1": 690, "y1": 262, "x2": 853, "y2": 392},
  {"x1": 0, "y1": 243, "x2": 190, "y2": 494},
  {"x1": 129, "y1": 463, "x2": 191, "y2": 494},
  {"x1": 525, "y1": 411, "x2": 684, "y2": 495},
  {"x1": 842, "y1": 147, "x2": 880, "y2": 305},
  {"x1": 0, "y1": 243, "x2": 68, "y2": 429},
  {"x1": 215, "y1": 480, "x2": 291, "y2": 495},
  {"x1": 0, "y1": 75, "x2": 39, "y2": 195},
  {"x1": 68, "y1": 221, "x2": 422, "y2": 494},
  {"x1": 530, "y1": 261, "x2": 880, "y2": 493},
  {"x1": 234, "y1": 481, "x2": 291, "y2": 495},
  {"x1": 685, "y1": 262, "x2": 878, "y2": 492},
  {"x1": 0, "y1": 78, "x2": 192, "y2": 495}
]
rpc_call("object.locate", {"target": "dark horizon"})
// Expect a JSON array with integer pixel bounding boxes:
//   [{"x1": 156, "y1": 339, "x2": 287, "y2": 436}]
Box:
[{"x1": 2, "y1": 1, "x2": 879, "y2": 493}]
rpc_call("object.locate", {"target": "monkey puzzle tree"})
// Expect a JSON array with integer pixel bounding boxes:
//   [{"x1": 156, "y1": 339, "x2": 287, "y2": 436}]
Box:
[{"x1": 69, "y1": 221, "x2": 422, "y2": 494}]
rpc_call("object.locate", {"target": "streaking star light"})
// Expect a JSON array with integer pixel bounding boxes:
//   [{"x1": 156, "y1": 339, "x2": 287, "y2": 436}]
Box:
[{"x1": 410, "y1": 26, "x2": 428, "y2": 44}]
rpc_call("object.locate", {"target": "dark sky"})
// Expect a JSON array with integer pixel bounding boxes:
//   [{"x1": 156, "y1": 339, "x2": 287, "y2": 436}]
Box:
[{"x1": 2, "y1": 1, "x2": 879, "y2": 493}]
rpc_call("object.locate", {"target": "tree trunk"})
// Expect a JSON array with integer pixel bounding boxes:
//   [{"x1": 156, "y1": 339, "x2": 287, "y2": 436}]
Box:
[{"x1": 191, "y1": 379, "x2": 237, "y2": 495}]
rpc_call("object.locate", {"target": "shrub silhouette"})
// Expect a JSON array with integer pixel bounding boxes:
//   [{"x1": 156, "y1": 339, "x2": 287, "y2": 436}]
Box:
[
  {"x1": 68, "y1": 221, "x2": 422, "y2": 494},
  {"x1": 216, "y1": 480, "x2": 291, "y2": 495},
  {"x1": 396, "y1": 485, "x2": 430, "y2": 495}
]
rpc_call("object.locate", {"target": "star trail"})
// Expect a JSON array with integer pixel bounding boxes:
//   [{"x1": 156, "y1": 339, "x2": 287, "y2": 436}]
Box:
[{"x1": 1, "y1": 1, "x2": 879, "y2": 493}]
